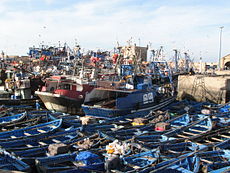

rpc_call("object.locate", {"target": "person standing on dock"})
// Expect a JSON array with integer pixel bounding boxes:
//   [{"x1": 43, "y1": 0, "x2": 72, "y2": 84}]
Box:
[{"x1": 35, "y1": 100, "x2": 41, "y2": 110}]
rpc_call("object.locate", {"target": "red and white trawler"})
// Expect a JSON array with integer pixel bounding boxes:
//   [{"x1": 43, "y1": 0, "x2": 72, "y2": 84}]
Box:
[{"x1": 35, "y1": 74, "x2": 95, "y2": 114}]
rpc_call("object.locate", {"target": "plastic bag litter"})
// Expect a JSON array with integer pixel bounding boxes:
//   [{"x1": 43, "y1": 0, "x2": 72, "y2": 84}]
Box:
[{"x1": 106, "y1": 140, "x2": 130, "y2": 155}]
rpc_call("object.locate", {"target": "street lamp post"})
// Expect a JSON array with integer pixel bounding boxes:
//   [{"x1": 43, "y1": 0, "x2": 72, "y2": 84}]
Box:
[{"x1": 218, "y1": 26, "x2": 224, "y2": 70}]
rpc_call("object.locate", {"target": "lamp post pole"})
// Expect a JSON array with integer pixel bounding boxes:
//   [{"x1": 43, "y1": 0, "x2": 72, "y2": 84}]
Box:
[{"x1": 218, "y1": 26, "x2": 224, "y2": 70}]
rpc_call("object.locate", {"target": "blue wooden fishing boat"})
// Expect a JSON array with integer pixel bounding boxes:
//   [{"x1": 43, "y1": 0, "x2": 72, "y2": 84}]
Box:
[
  {"x1": 123, "y1": 149, "x2": 160, "y2": 172},
  {"x1": 215, "y1": 115, "x2": 230, "y2": 127},
  {"x1": 133, "y1": 134, "x2": 170, "y2": 145},
  {"x1": 0, "y1": 149, "x2": 30, "y2": 172},
  {"x1": 82, "y1": 61, "x2": 175, "y2": 118},
  {"x1": 81, "y1": 106, "x2": 187, "y2": 142},
  {"x1": 0, "y1": 111, "x2": 62, "y2": 131},
  {"x1": 82, "y1": 87, "x2": 175, "y2": 118},
  {"x1": 0, "y1": 119, "x2": 62, "y2": 141},
  {"x1": 104, "y1": 113, "x2": 191, "y2": 141},
  {"x1": 197, "y1": 150, "x2": 230, "y2": 173},
  {"x1": 159, "y1": 142, "x2": 206, "y2": 158},
  {"x1": 191, "y1": 126, "x2": 230, "y2": 146},
  {"x1": 207, "y1": 163, "x2": 230, "y2": 173},
  {"x1": 129, "y1": 116, "x2": 212, "y2": 146},
  {"x1": 166, "y1": 113, "x2": 191, "y2": 128},
  {"x1": 140, "y1": 152, "x2": 200, "y2": 173},
  {"x1": 203, "y1": 102, "x2": 230, "y2": 127},
  {"x1": 162, "y1": 99, "x2": 207, "y2": 115},
  {"x1": 81, "y1": 112, "x2": 161, "y2": 134},
  {"x1": 35, "y1": 151, "x2": 104, "y2": 173},
  {"x1": 2, "y1": 116, "x2": 42, "y2": 131},
  {"x1": 0, "y1": 106, "x2": 14, "y2": 118},
  {"x1": 0, "y1": 127, "x2": 79, "y2": 149},
  {"x1": 164, "y1": 116, "x2": 213, "y2": 139},
  {"x1": 214, "y1": 139, "x2": 230, "y2": 150},
  {"x1": 0, "y1": 112, "x2": 26, "y2": 126},
  {"x1": 218, "y1": 102, "x2": 230, "y2": 112},
  {"x1": 103, "y1": 123, "x2": 159, "y2": 141},
  {"x1": 11, "y1": 133, "x2": 108, "y2": 166},
  {"x1": 9, "y1": 131, "x2": 87, "y2": 166}
]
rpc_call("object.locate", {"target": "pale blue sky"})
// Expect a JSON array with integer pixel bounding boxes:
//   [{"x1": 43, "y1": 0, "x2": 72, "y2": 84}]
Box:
[{"x1": 0, "y1": 0, "x2": 229, "y2": 62}]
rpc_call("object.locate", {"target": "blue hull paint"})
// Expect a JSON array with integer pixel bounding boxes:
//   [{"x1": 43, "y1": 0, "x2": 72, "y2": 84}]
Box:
[
  {"x1": 82, "y1": 96, "x2": 175, "y2": 118},
  {"x1": 0, "y1": 119, "x2": 62, "y2": 141}
]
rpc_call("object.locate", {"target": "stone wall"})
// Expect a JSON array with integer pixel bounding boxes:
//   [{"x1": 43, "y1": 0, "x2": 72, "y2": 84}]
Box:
[{"x1": 177, "y1": 74, "x2": 230, "y2": 104}]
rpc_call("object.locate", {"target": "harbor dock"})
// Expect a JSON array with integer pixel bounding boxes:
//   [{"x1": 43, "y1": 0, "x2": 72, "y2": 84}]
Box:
[{"x1": 177, "y1": 74, "x2": 230, "y2": 104}]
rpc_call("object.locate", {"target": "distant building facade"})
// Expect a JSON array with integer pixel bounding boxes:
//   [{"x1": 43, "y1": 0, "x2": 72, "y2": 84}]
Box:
[
  {"x1": 220, "y1": 54, "x2": 230, "y2": 70},
  {"x1": 118, "y1": 45, "x2": 148, "y2": 63},
  {"x1": 192, "y1": 62, "x2": 218, "y2": 73}
]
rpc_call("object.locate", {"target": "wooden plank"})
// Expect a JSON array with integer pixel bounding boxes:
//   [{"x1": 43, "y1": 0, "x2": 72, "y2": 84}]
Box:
[
  {"x1": 177, "y1": 134, "x2": 189, "y2": 138},
  {"x1": 211, "y1": 137, "x2": 224, "y2": 142},
  {"x1": 24, "y1": 132, "x2": 31, "y2": 136},
  {"x1": 52, "y1": 139, "x2": 61, "y2": 143},
  {"x1": 133, "y1": 166, "x2": 141, "y2": 169},
  {"x1": 168, "y1": 149, "x2": 179, "y2": 154},
  {"x1": 38, "y1": 142, "x2": 47, "y2": 146},
  {"x1": 0, "y1": 169, "x2": 24, "y2": 173},
  {"x1": 220, "y1": 135, "x2": 230, "y2": 139},
  {"x1": 204, "y1": 140, "x2": 213, "y2": 143},
  {"x1": 37, "y1": 129, "x2": 46, "y2": 133},
  {"x1": 200, "y1": 158, "x2": 213, "y2": 164},
  {"x1": 194, "y1": 142, "x2": 205, "y2": 145},
  {"x1": 196, "y1": 125, "x2": 208, "y2": 128},
  {"x1": 189, "y1": 128, "x2": 204, "y2": 133},
  {"x1": 182, "y1": 131, "x2": 196, "y2": 136}
]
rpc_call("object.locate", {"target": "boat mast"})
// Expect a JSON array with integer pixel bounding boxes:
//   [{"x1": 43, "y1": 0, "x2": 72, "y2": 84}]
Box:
[
  {"x1": 173, "y1": 49, "x2": 179, "y2": 72},
  {"x1": 184, "y1": 52, "x2": 189, "y2": 72},
  {"x1": 150, "y1": 49, "x2": 155, "y2": 62}
]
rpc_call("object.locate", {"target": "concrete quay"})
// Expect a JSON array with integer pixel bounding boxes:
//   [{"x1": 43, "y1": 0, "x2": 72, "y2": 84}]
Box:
[{"x1": 177, "y1": 74, "x2": 230, "y2": 104}]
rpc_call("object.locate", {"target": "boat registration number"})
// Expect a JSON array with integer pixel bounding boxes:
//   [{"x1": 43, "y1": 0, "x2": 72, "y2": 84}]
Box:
[{"x1": 143, "y1": 93, "x2": 154, "y2": 104}]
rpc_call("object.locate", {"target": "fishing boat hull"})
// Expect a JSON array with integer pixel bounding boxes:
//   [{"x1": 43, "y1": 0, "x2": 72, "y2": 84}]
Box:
[
  {"x1": 0, "y1": 149, "x2": 30, "y2": 172},
  {"x1": 36, "y1": 151, "x2": 104, "y2": 173},
  {"x1": 82, "y1": 96, "x2": 175, "y2": 118},
  {"x1": 0, "y1": 112, "x2": 26, "y2": 126},
  {"x1": 36, "y1": 91, "x2": 83, "y2": 114},
  {"x1": 0, "y1": 119, "x2": 62, "y2": 141}
]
